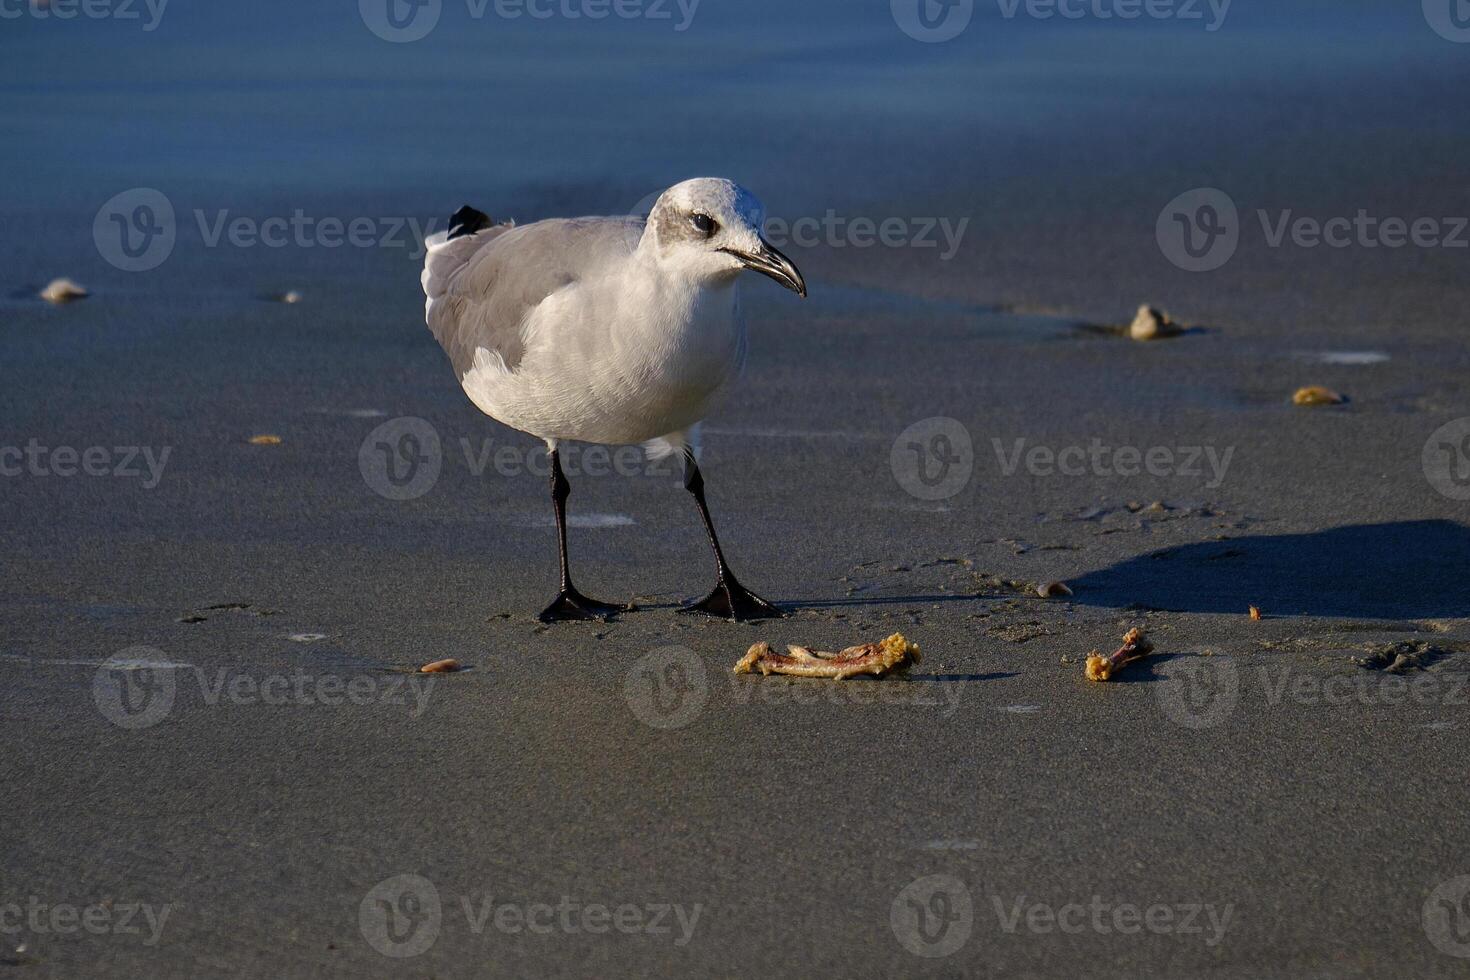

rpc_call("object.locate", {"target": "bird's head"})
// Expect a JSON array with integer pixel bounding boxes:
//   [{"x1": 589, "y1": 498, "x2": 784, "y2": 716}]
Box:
[{"x1": 642, "y1": 178, "x2": 806, "y2": 298}]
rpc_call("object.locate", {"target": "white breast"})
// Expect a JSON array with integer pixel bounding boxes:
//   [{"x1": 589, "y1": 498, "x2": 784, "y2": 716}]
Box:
[{"x1": 460, "y1": 269, "x2": 746, "y2": 448}]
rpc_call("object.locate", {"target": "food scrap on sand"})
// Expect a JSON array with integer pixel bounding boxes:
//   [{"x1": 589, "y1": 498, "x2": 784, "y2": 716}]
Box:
[
  {"x1": 419, "y1": 658, "x2": 461, "y2": 673},
  {"x1": 1084, "y1": 627, "x2": 1153, "y2": 682},
  {"x1": 734, "y1": 633, "x2": 920, "y2": 680},
  {"x1": 1292, "y1": 386, "x2": 1345, "y2": 406}
]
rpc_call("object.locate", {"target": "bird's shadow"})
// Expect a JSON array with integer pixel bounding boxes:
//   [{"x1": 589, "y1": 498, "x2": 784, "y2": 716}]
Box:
[
  {"x1": 1066, "y1": 520, "x2": 1470, "y2": 620},
  {"x1": 642, "y1": 521, "x2": 1470, "y2": 623}
]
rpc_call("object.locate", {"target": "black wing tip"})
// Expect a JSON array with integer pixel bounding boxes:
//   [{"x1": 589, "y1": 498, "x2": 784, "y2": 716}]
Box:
[{"x1": 448, "y1": 205, "x2": 493, "y2": 240}]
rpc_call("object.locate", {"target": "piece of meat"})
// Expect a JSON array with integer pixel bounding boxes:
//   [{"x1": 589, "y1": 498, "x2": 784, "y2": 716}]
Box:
[
  {"x1": 1084, "y1": 627, "x2": 1154, "y2": 682},
  {"x1": 733, "y1": 633, "x2": 920, "y2": 680}
]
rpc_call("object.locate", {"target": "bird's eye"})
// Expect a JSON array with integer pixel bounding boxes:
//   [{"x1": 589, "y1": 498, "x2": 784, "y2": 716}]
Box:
[{"x1": 690, "y1": 212, "x2": 718, "y2": 237}]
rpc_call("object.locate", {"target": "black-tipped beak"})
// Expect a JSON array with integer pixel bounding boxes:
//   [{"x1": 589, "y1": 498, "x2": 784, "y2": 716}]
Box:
[{"x1": 723, "y1": 237, "x2": 807, "y2": 298}]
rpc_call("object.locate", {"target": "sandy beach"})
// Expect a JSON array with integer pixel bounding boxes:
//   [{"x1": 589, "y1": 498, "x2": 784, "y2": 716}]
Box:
[{"x1": 4, "y1": 1, "x2": 1470, "y2": 976}]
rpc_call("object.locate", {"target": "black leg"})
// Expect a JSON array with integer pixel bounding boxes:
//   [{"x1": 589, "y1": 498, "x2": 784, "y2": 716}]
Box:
[
  {"x1": 537, "y1": 448, "x2": 629, "y2": 623},
  {"x1": 679, "y1": 450, "x2": 783, "y2": 622}
]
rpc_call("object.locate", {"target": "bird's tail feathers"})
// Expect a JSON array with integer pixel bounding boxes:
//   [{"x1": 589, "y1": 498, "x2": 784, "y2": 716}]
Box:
[{"x1": 421, "y1": 205, "x2": 514, "y2": 305}]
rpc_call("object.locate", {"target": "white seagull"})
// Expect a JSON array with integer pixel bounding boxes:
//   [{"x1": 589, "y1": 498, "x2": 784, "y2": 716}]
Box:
[{"x1": 420, "y1": 178, "x2": 807, "y2": 623}]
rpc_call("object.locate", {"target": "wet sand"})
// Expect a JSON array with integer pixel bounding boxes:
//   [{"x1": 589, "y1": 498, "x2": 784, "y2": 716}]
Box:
[{"x1": 4, "y1": 2, "x2": 1470, "y2": 976}]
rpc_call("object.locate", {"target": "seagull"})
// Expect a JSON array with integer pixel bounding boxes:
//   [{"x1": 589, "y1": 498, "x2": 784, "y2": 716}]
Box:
[{"x1": 420, "y1": 178, "x2": 807, "y2": 623}]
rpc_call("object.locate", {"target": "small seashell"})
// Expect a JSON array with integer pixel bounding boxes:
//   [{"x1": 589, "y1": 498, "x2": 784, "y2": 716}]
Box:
[
  {"x1": 1037, "y1": 581, "x2": 1073, "y2": 598},
  {"x1": 419, "y1": 658, "x2": 461, "y2": 673},
  {"x1": 39, "y1": 278, "x2": 88, "y2": 304},
  {"x1": 1292, "y1": 386, "x2": 1345, "y2": 406},
  {"x1": 1128, "y1": 304, "x2": 1183, "y2": 341},
  {"x1": 287, "y1": 633, "x2": 327, "y2": 643},
  {"x1": 279, "y1": 290, "x2": 303, "y2": 304},
  {"x1": 247, "y1": 434, "x2": 283, "y2": 445}
]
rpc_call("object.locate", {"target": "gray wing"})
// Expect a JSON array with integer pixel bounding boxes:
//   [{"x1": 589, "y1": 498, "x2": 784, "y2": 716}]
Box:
[{"x1": 421, "y1": 215, "x2": 644, "y2": 378}]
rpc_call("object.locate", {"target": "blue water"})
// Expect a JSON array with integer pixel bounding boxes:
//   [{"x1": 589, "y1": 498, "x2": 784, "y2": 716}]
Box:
[{"x1": 1, "y1": 0, "x2": 1459, "y2": 210}]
